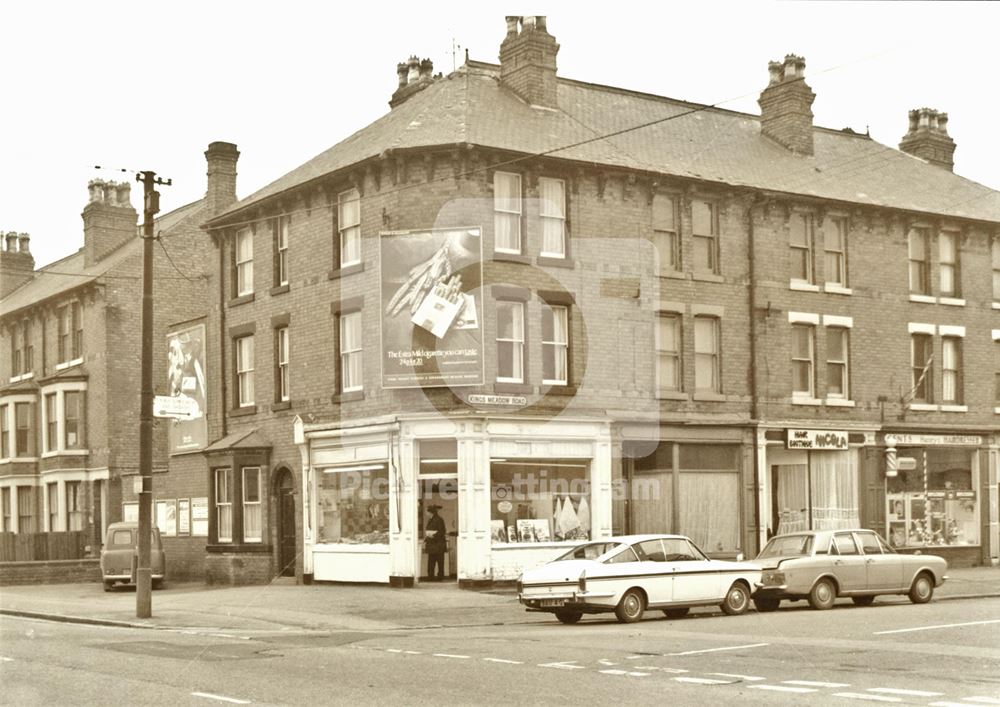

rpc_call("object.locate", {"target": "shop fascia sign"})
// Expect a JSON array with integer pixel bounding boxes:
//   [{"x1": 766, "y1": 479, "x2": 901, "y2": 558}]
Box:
[
  {"x1": 467, "y1": 394, "x2": 527, "y2": 406},
  {"x1": 889, "y1": 434, "x2": 982, "y2": 447},
  {"x1": 786, "y1": 428, "x2": 848, "y2": 450}
]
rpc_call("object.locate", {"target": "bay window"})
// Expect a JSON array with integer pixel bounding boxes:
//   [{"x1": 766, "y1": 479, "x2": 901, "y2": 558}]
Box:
[
  {"x1": 215, "y1": 468, "x2": 232, "y2": 542},
  {"x1": 242, "y1": 467, "x2": 262, "y2": 542}
]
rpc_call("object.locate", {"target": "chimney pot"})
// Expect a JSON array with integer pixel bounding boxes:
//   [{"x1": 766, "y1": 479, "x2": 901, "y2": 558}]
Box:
[
  {"x1": 900, "y1": 106, "x2": 956, "y2": 171},
  {"x1": 419, "y1": 58, "x2": 433, "y2": 80},
  {"x1": 204, "y1": 141, "x2": 240, "y2": 218},
  {"x1": 17, "y1": 233, "x2": 30, "y2": 254},
  {"x1": 407, "y1": 56, "x2": 420, "y2": 83},
  {"x1": 505, "y1": 16, "x2": 520, "y2": 36},
  {"x1": 396, "y1": 62, "x2": 408, "y2": 88},
  {"x1": 5, "y1": 232, "x2": 16, "y2": 252},
  {"x1": 937, "y1": 112, "x2": 949, "y2": 134},
  {"x1": 767, "y1": 61, "x2": 783, "y2": 85}
]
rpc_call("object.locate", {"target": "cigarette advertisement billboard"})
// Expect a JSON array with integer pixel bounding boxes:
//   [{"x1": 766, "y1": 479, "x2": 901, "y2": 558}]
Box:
[{"x1": 166, "y1": 322, "x2": 208, "y2": 453}]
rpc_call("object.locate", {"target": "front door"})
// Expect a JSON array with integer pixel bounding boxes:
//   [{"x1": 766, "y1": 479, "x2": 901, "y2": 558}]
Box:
[
  {"x1": 419, "y1": 478, "x2": 458, "y2": 581},
  {"x1": 278, "y1": 472, "x2": 296, "y2": 577}
]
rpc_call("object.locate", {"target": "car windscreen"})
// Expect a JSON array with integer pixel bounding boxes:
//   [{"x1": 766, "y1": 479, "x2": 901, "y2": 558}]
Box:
[
  {"x1": 758, "y1": 534, "x2": 813, "y2": 559},
  {"x1": 554, "y1": 542, "x2": 624, "y2": 561}
]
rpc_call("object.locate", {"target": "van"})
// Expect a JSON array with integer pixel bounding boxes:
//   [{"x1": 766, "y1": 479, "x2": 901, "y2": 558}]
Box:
[{"x1": 100, "y1": 522, "x2": 166, "y2": 591}]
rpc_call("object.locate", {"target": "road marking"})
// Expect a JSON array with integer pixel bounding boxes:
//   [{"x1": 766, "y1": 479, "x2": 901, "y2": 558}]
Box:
[
  {"x1": 931, "y1": 703, "x2": 997, "y2": 707},
  {"x1": 956, "y1": 700, "x2": 1000, "y2": 706},
  {"x1": 191, "y1": 692, "x2": 251, "y2": 704},
  {"x1": 432, "y1": 653, "x2": 469, "y2": 659},
  {"x1": 635, "y1": 666, "x2": 689, "y2": 673},
  {"x1": 483, "y1": 658, "x2": 523, "y2": 665},
  {"x1": 386, "y1": 649, "x2": 403, "y2": 653},
  {"x1": 784, "y1": 680, "x2": 851, "y2": 688},
  {"x1": 598, "y1": 659, "x2": 618, "y2": 666},
  {"x1": 0, "y1": 657, "x2": 13, "y2": 662},
  {"x1": 667, "y1": 642, "x2": 769, "y2": 656},
  {"x1": 674, "y1": 677, "x2": 731, "y2": 685},
  {"x1": 627, "y1": 672, "x2": 650, "y2": 677},
  {"x1": 832, "y1": 692, "x2": 901, "y2": 702},
  {"x1": 868, "y1": 688, "x2": 943, "y2": 697},
  {"x1": 403, "y1": 650, "x2": 422, "y2": 655},
  {"x1": 539, "y1": 661, "x2": 585, "y2": 670},
  {"x1": 748, "y1": 685, "x2": 817, "y2": 694},
  {"x1": 600, "y1": 669, "x2": 628, "y2": 675},
  {"x1": 874, "y1": 619, "x2": 1000, "y2": 635},
  {"x1": 709, "y1": 672, "x2": 765, "y2": 681}
]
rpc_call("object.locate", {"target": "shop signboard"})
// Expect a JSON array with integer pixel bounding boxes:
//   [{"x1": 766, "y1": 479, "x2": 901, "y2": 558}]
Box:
[
  {"x1": 786, "y1": 429, "x2": 849, "y2": 450},
  {"x1": 467, "y1": 394, "x2": 527, "y2": 406},
  {"x1": 379, "y1": 227, "x2": 484, "y2": 389},
  {"x1": 166, "y1": 322, "x2": 208, "y2": 453},
  {"x1": 891, "y1": 434, "x2": 982, "y2": 447}
]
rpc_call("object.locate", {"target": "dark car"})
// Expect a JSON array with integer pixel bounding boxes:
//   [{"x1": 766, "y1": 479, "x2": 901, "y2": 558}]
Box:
[{"x1": 99, "y1": 522, "x2": 166, "y2": 591}]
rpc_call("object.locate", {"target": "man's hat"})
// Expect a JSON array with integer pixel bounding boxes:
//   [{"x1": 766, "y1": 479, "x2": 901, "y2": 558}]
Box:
[{"x1": 426, "y1": 504, "x2": 442, "y2": 511}]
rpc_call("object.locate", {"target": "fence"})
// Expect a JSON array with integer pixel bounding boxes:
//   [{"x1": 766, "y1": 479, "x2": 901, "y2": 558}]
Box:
[{"x1": 0, "y1": 532, "x2": 89, "y2": 562}]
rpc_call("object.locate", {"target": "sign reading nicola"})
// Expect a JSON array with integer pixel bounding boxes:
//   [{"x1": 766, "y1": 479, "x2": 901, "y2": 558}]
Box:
[
  {"x1": 787, "y1": 428, "x2": 849, "y2": 450},
  {"x1": 379, "y1": 227, "x2": 484, "y2": 389}
]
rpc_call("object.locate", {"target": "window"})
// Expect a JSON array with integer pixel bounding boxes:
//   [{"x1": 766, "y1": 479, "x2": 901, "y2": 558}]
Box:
[
  {"x1": 275, "y1": 327, "x2": 290, "y2": 402},
  {"x1": 0, "y1": 405, "x2": 8, "y2": 458},
  {"x1": 539, "y1": 177, "x2": 566, "y2": 258},
  {"x1": 826, "y1": 327, "x2": 849, "y2": 399},
  {"x1": 491, "y1": 462, "x2": 590, "y2": 543},
  {"x1": 66, "y1": 481, "x2": 83, "y2": 531},
  {"x1": 47, "y1": 482, "x2": 58, "y2": 532},
  {"x1": 996, "y1": 342, "x2": 1000, "y2": 406},
  {"x1": 235, "y1": 336, "x2": 254, "y2": 407},
  {"x1": 274, "y1": 215, "x2": 290, "y2": 287},
  {"x1": 496, "y1": 301, "x2": 525, "y2": 383},
  {"x1": 58, "y1": 306, "x2": 70, "y2": 363},
  {"x1": 45, "y1": 393, "x2": 57, "y2": 453},
  {"x1": 493, "y1": 172, "x2": 522, "y2": 253},
  {"x1": 693, "y1": 316, "x2": 720, "y2": 392},
  {"x1": 911, "y1": 334, "x2": 934, "y2": 403},
  {"x1": 11, "y1": 325, "x2": 20, "y2": 377},
  {"x1": 993, "y1": 239, "x2": 1000, "y2": 301},
  {"x1": 824, "y1": 217, "x2": 848, "y2": 286},
  {"x1": 71, "y1": 301, "x2": 82, "y2": 360},
  {"x1": 939, "y1": 230, "x2": 959, "y2": 297},
  {"x1": 339, "y1": 311, "x2": 363, "y2": 393},
  {"x1": 317, "y1": 466, "x2": 390, "y2": 544},
  {"x1": 22, "y1": 320, "x2": 33, "y2": 374},
  {"x1": 691, "y1": 200, "x2": 718, "y2": 273},
  {"x1": 791, "y1": 325, "x2": 815, "y2": 396},
  {"x1": 215, "y1": 468, "x2": 232, "y2": 542},
  {"x1": 652, "y1": 194, "x2": 679, "y2": 274},
  {"x1": 338, "y1": 188, "x2": 361, "y2": 267},
  {"x1": 541, "y1": 303, "x2": 568, "y2": 385},
  {"x1": 1, "y1": 488, "x2": 9, "y2": 531},
  {"x1": 790, "y1": 213, "x2": 814, "y2": 283},
  {"x1": 235, "y1": 228, "x2": 254, "y2": 296},
  {"x1": 833, "y1": 533, "x2": 859, "y2": 555},
  {"x1": 656, "y1": 314, "x2": 681, "y2": 392},
  {"x1": 14, "y1": 402, "x2": 33, "y2": 457},
  {"x1": 64, "y1": 391, "x2": 84, "y2": 449},
  {"x1": 941, "y1": 337, "x2": 962, "y2": 404},
  {"x1": 908, "y1": 227, "x2": 930, "y2": 295},
  {"x1": 242, "y1": 467, "x2": 261, "y2": 542},
  {"x1": 17, "y1": 486, "x2": 32, "y2": 532}
]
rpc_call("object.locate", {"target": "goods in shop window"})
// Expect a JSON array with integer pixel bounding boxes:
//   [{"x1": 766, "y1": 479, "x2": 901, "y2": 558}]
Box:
[{"x1": 490, "y1": 520, "x2": 507, "y2": 544}]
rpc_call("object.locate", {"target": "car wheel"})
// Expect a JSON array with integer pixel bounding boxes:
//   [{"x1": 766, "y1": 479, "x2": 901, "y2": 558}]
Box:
[
  {"x1": 720, "y1": 582, "x2": 750, "y2": 615},
  {"x1": 753, "y1": 597, "x2": 780, "y2": 612},
  {"x1": 808, "y1": 578, "x2": 837, "y2": 610},
  {"x1": 663, "y1": 607, "x2": 690, "y2": 619},
  {"x1": 103, "y1": 580, "x2": 114, "y2": 592},
  {"x1": 852, "y1": 595, "x2": 876, "y2": 607},
  {"x1": 615, "y1": 588, "x2": 646, "y2": 624},
  {"x1": 908, "y1": 573, "x2": 934, "y2": 604},
  {"x1": 555, "y1": 610, "x2": 583, "y2": 625}
]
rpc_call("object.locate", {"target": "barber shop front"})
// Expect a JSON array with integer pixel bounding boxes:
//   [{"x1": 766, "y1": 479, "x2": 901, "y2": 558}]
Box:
[{"x1": 294, "y1": 413, "x2": 613, "y2": 586}]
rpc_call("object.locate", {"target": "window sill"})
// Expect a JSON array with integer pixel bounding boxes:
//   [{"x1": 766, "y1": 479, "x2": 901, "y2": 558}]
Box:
[
  {"x1": 536, "y1": 255, "x2": 574, "y2": 269},
  {"x1": 789, "y1": 281, "x2": 820, "y2": 292},
  {"x1": 994, "y1": 407, "x2": 1000, "y2": 414},
  {"x1": 908, "y1": 403, "x2": 938, "y2": 412},
  {"x1": 206, "y1": 543, "x2": 272, "y2": 554},
  {"x1": 540, "y1": 384, "x2": 577, "y2": 396},
  {"x1": 328, "y1": 262, "x2": 364, "y2": 280},
  {"x1": 792, "y1": 396, "x2": 823, "y2": 406},
  {"x1": 332, "y1": 390, "x2": 364, "y2": 403},
  {"x1": 55, "y1": 359, "x2": 84, "y2": 372},
  {"x1": 9, "y1": 372, "x2": 34, "y2": 383},
  {"x1": 493, "y1": 382, "x2": 533, "y2": 395},
  {"x1": 271, "y1": 400, "x2": 292, "y2": 412},
  {"x1": 993, "y1": 302, "x2": 1000, "y2": 310},
  {"x1": 692, "y1": 392, "x2": 726, "y2": 402},
  {"x1": 228, "y1": 293, "x2": 255, "y2": 308},
  {"x1": 229, "y1": 405, "x2": 257, "y2": 417},
  {"x1": 825, "y1": 398, "x2": 856, "y2": 407},
  {"x1": 938, "y1": 297, "x2": 965, "y2": 307},
  {"x1": 823, "y1": 284, "x2": 852, "y2": 296},
  {"x1": 939, "y1": 404, "x2": 968, "y2": 413},
  {"x1": 657, "y1": 391, "x2": 690, "y2": 401},
  {"x1": 909, "y1": 294, "x2": 936, "y2": 304},
  {"x1": 41, "y1": 450, "x2": 89, "y2": 458},
  {"x1": 658, "y1": 271, "x2": 687, "y2": 280},
  {"x1": 691, "y1": 272, "x2": 724, "y2": 284},
  {"x1": 270, "y1": 283, "x2": 290, "y2": 296},
  {"x1": 492, "y1": 252, "x2": 531, "y2": 265}
]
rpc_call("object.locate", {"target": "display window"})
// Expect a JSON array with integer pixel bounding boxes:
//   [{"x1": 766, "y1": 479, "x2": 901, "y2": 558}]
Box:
[
  {"x1": 490, "y1": 461, "x2": 590, "y2": 544},
  {"x1": 317, "y1": 465, "x2": 390, "y2": 545},
  {"x1": 771, "y1": 449, "x2": 860, "y2": 535},
  {"x1": 886, "y1": 448, "x2": 979, "y2": 548}
]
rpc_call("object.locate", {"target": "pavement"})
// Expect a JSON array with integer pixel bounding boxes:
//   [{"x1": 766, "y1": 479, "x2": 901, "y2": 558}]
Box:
[{"x1": 1, "y1": 566, "x2": 998, "y2": 635}]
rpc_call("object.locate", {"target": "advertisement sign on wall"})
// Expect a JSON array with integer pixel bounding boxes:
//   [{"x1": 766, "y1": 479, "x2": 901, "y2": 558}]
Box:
[
  {"x1": 166, "y1": 322, "x2": 208, "y2": 453},
  {"x1": 379, "y1": 227, "x2": 484, "y2": 389}
]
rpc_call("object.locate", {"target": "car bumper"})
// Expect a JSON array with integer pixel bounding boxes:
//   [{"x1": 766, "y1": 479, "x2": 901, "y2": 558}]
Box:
[
  {"x1": 103, "y1": 573, "x2": 165, "y2": 582},
  {"x1": 518, "y1": 590, "x2": 616, "y2": 612}
]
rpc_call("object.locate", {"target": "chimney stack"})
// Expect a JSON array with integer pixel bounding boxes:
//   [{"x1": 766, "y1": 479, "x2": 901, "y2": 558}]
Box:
[
  {"x1": 390, "y1": 56, "x2": 436, "y2": 108},
  {"x1": 81, "y1": 180, "x2": 138, "y2": 267},
  {"x1": 499, "y1": 15, "x2": 560, "y2": 109},
  {"x1": 758, "y1": 54, "x2": 816, "y2": 155},
  {"x1": 204, "y1": 141, "x2": 240, "y2": 218},
  {"x1": 899, "y1": 108, "x2": 956, "y2": 171},
  {"x1": 0, "y1": 231, "x2": 36, "y2": 298}
]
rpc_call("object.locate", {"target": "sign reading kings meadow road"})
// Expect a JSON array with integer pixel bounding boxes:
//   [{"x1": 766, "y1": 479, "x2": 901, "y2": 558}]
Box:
[{"x1": 379, "y1": 227, "x2": 484, "y2": 389}]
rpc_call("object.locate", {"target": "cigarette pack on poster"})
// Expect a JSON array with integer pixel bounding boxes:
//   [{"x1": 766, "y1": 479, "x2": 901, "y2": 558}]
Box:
[{"x1": 412, "y1": 290, "x2": 462, "y2": 338}]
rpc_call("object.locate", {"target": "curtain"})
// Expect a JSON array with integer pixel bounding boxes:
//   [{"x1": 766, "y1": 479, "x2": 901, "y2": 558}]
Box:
[
  {"x1": 776, "y1": 464, "x2": 808, "y2": 534},
  {"x1": 540, "y1": 178, "x2": 565, "y2": 256},
  {"x1": 679, "y1": 472, "x2": 739, "y2": 553},
  {"x1": 810, "y1": 451, "x2": 860, "y2": 530},
  {"x1": 632, "y1": 471, "x2": 672, "y2": 535}
]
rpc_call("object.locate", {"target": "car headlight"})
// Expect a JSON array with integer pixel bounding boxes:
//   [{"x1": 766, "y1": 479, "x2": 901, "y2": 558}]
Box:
[{"x1": 763, "y1": 570, "x2": 785, "y2": 586}]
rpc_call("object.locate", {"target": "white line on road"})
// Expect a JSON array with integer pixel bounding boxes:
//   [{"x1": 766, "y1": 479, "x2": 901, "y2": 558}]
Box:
[
  {"x1": 600, "y1": 669, "x2": 628, "y2": 675},
  {"x1": 627, "y1": 672, "x2": 651, "y2": 677},
  {"x1": 957, "y1": 700, "x2": 1000, "y2": 705},
  {"x1": 784, "y1": 680, "x2": 851, "y2": 688},
  {"x1": 403, "y1": 650, "x2": 422, "y2": 655},
  {"x1": 598, "y1": 659, "x2": 617, "y2": 666},
  {"x1": 386, "y1": 649, "x2": 403, "y2": 653},
  {"x1": 635, "y1": 666, "x2": 689, "y2": 673},
  {"x1": 191, "y1": 692, "x2": 251, "y2": 704},
  {"x1": 538, "y1": 661, "x2": 585, "y2": 670},
  {"x1": 432, "y1": 653, "x2": 469, "y2": 659},
  {"x1": 708, "y1": 672, "x2": 765, "y2": 681},
  {"x1": 674, "y1": 677, "x2": 732, "y2": 685},
  {"x1": 874, "y1": 619, "x2": 1000, "y2": 635},
  {"x1": 868, "y1": 688, "x2": 943, "y2": 697},
  {"x1": 931, "y1": 703, "x2": 997, "y2": 707},
  {"x1": 667, "y1": 642, "x2": 770, "y2": 656},
  {"x1": 748, "y1": 685, "x2": 817, "y2": 694},
  {"x1": 0, "y1": 657, "x2": 13, "y2": 662},
  {"x1": 832, "y1": 692, "x2": 901, "y2": 702},
  {"x1": 483, "y1": 658, "x2": 523, "y2": 665}
]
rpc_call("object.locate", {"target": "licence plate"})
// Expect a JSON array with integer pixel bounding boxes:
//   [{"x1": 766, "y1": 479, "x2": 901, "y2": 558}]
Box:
[{"x1": 540, "y1": 599, "x2": 566, "y2": 608}]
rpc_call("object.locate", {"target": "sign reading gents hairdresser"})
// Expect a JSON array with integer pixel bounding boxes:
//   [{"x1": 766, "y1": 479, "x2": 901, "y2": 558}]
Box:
[{"x1": 379, "y1": 227, "x2": 484, "y2": 388}]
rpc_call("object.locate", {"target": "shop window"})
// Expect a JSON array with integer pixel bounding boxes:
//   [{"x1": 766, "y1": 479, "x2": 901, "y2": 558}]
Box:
[
  {"x1": 652, "y1": 193, "x2": 679, "y2": 274},
  {"x1": 824, "y1": 217, "x2": 848, "y2": 287},
  {"x1": 17, "y1": 486, "x2": 32, "y2": 532},
  {"x1": 938, "y1": 230, "x2": 960, "y2": 297},
  {"x1": 790, "y1": 213, "x2": 814, "y2": 284},
  {"x1": 317, "y1": 465, "x2": 389, "y2": 545},
  {"x1": 2, "y1": 488, "x2": 10, "y2": 531},
  {"x1": 242, "y1": 467, "x2": 262, "y2": 542},
  {"x1": 541, "y1": 303, "x2": 568, "y2": 385},
  {"x1": 791, "y1": 324, "x2": 816, "y2": 397},
  {"x1": 655, "y1": 314, "x2": 681, "y2": 392},
  {"x1": 274, "y1": 215, "x2": 290, "y2": 287},
  {"x1": 496, "y1": 301, "x2": 525, "y2": 383},
  {"x1": 941, "y1": 337, "x2": 962, "y2": 404},
  {"x1": 886, "y1": 447, "x2": 979, "y2": 548},
  {"x1": 771, "y1": 450, "x2": 860, "y2": 535},
  {"x1": 215, "y1": 468, "x2": 233, "y2": 542},
  {"x1": 490, "y1": 461, "x2": 590, "y2": 544},
  {"x1": 234, "y1": 227, "x2": 254, "y2": 296},
  {"x1": 694, "y1": 316, "x2": 720, "y2": 393},
  {"x1": 47, "y1": 482, "x2": 58, "y2": 532},
  {"x1": 538, "y1": 177, "x2": 566, "y2": 258},
  {"x1": 14, "y1": 402, "x2": 34, "y2": 457},
  {"x1": 493, "y1": 172, "x2": 522, "y2": 254},
  {"x1": 907, "y1": 226, "x2": 930, "y2": 295},
  {"x1": 910, "y1": 334, "x2": 933, "y2": 403},
  {"x1": 337, "y1": 188, "x2": 361, "y2": 268},
  {"x1": 691, "y1": 199, "x2": 718, "y2": 274},
  {"x1": 339, "y1": 311, "x2": 363, "y2": 393},
  {"x1": 66, "y1": 481, "x2": 83, "y2": 531}
]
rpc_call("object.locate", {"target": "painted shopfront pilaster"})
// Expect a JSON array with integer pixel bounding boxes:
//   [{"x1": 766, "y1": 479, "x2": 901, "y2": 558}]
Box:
[
  {"x1": 989, "y1": 437, "x2": 999, "y2": 565},
  {"x1": 392, "y1": 431, "x2": 417, "y2": 584},
  {"x1": 754, "y1": 426, "x2": 769, "y2": 553},
  {"x1": 293, "y1": 418, "x2": 313, "y2": 576},
  {"x1": 456, "y1": 419, "x2": 491, "y2": 582}
]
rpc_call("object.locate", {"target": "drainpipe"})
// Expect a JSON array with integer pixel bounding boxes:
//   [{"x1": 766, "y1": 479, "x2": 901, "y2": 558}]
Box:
[
  {"x1": 218, "y1": 236, "x2": 228, "y2": 439},
  {"x1": 747, "y1": 194, "x2": 762, "y2": 554}
]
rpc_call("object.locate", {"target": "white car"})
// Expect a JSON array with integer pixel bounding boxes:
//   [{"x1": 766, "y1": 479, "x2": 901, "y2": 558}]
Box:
[{"x1": 517, "y1": 534, "x2": 762, "y2": 624}]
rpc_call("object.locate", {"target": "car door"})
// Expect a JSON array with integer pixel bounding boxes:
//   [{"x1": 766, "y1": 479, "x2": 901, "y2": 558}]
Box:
[
  {"x1": 630, "y1": 539, "x2": 673, "y2": 605},
  {"x1": 856, "y1": 531, "x2": 903, "y2": 591},
  {"x1": 665, "y1": 538, "x2": 718, "y2": 603},
  {"x1": 829, "y1": 532, "x2": 867, "y2": 592}
]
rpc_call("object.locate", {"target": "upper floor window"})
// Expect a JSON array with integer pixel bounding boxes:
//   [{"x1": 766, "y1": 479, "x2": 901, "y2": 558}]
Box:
[
  {"x1": 539, "y1": 177, "x2": 566, "y2": 258},
  {"x1": 941, "y1": 336, "x2": 962, "y2": 404},
  {"x1": 991, "y1": 238, "x2": 1000, "y2": 301},
  {"x1": 45, "y1": 393, "x2": 57, "y2": 453},
  {"x1": 824, "y1": 217, "x2": 848, "y2": 287},
  {"x1": 235, "y1": 228, "x2": 254, "y2": 296},
  {"x1": 215, "y1": 468, "x2": 232, "y2": 542},
  {"x1": 496, "y1": 301, "x2": 525, "y2": 383},
  {"x1": 242, "y1": 467, "x2": 262, "y2": 542},
  {"x1": 65, "y1": 391, "x2": 84, "y2": 449},
  {"x1": 938, "y1": 230, "x2": 960, "y2": 297},
  {"x1": 58, "y1": 306, "x2": 70, "y2": 363},
  {"x1": 791, "y1": 324, "x2": 816, "y2": 397},
  {"x1": 908, "y1": 227, "x2": 930, "y2": 295},
  {"x1": 71, "y1": 302, "x2": 82, "y2": 360},
  {"x1": 911, "y1": 333, "x2": 933, "y2": 403},
  {"x1": 235, "y1": 336, "x2": 254, "y2": 407},
  {"x1": 494, "y1": 172, "x2": 522, "y2": 254},
  {"x1": 10, "y1": 320, "x2": 33, "y2": 377},
  {"x1": 11, "y1": 325, "x2": 21, "y2": 377},
  {"x1": 274, "y1": 215, "x2": 290, "y2": 287},
  {"x1": 656, "y1": 314, "x2": 681, "y2": 392},
  {"x1": 275, "y1": 327, "x2": 290, "y2": 403},
  {"x1": 541, "y1": 303, "x2": 568, "y2": 385},
  {"x1": 14, "y1": 402, "x2": 34, "y2": 457},
  {"x1": 0, "y1": 405, "x2": 9, "y2": 458},
  {"x1": 790, "y1": 213, "x2": 814, "y2": 284},
  {"x1": 691, "y1": 200, "x2": 718, "y2": 274},
  {"x1": 1, "y1": 488, "x2": 9, "y2": 532},
  {"x1": 339, "y1": 311, "x2": 363, "y2": 393},
  {"x1": 994, "y1": 341, "x2": 1000, "y2": 406},
  {"x1": 826, "y1": 327, "x2": 850, "y2": 399},
  {"x1": 652, "y1": 194, "x2": 679, "y2": 274},
  {"x1": 338, "y1": 188, "x2": 361, "y2": 268},
  {"x1": 693, "y1": 316, "x2": 720, "y2": 392}
]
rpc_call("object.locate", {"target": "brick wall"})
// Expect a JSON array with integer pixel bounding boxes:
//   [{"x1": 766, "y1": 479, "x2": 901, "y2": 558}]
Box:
[{"x1": 0, "y1": 558, "x2": 100, "y2": 586}]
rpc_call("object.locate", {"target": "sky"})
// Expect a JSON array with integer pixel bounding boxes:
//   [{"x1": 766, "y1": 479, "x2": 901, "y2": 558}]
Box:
[{"x1": 3, "y1": 2, "x2": 998, "y2": 270}]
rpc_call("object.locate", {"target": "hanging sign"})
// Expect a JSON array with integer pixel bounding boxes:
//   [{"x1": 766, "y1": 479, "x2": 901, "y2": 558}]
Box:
[{"x1": 786, "y1": 429, "x2": 849, "y2": 450}]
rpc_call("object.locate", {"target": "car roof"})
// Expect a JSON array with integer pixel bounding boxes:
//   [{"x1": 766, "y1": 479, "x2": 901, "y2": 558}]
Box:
[
  {"x1": 769, "y1": 529, "x2": 881, "y2": 540},
  {"x1": 600, "y1": 534, "x2": 692, "y2": 544}
]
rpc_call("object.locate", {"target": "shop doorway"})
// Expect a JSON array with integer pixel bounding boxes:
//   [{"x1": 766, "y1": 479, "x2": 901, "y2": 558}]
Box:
[
  {"x1": 275, "y1": 469, "x2": 296, "y2": 577},
  {"x1": 418, "y1": 478, "x2": 458, "y2": 582}
]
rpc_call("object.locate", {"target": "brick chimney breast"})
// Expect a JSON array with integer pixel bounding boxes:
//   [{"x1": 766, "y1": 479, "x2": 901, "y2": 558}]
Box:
[
  {"x1": 899, "y1": 107, "x2": 956, "y2": 171},
  {"x1": 205, "y1": 141, "x2": 240, "y2": 218},
  {"x1": 499, "y1": 15, "x2": 560, "y2": 109},
  {"x1": 81, "y1": 179, "x2": 138, "y2": 267},
  {"x1": 758, "y1": 54, "x2": 816, "y2": 156},
  {"x1": 0, "y1": 231, "x2": 35, "y2": 297},
  {"x1": 389, "y1": 56, "x2": 436, "y2": 108}
]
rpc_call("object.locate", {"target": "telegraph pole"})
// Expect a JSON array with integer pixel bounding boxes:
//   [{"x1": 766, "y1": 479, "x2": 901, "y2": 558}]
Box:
[{"x1": 136, "y1": 170, "x2": 170, "y2": 618}]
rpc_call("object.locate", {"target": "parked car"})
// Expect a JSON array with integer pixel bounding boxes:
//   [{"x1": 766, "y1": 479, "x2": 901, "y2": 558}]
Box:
[
  {"x1": 752, "y1": 528, "x2": 947, "y2": 611},
  {"x1": 517, "y1": 534, "x2": 762, "y2": 624},
  {"x1": 99, "y1": 522, "x2": 166, "y2": 591}
]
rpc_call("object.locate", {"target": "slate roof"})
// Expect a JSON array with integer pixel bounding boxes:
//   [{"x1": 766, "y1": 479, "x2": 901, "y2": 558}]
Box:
[
  {"x1": 0, "y1": 199, "x2": 204, "y2": 318},
  {"x1": 211, "y1": 61, "x2": 1000, "y2": 226}
]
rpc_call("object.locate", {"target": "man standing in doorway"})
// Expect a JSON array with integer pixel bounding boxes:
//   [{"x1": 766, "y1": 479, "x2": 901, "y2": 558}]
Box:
[{"x1": 425, "y1": 505, "x2": 447, "y2": 581}]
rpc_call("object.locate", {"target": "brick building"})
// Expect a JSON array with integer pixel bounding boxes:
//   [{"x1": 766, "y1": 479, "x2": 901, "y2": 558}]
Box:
[
  {"x1": 0, "y1": 145, "x2": 232, "y2": 578},
  {"x1": 195, "y1": 16, "x2": 999, "y2": 586}
]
